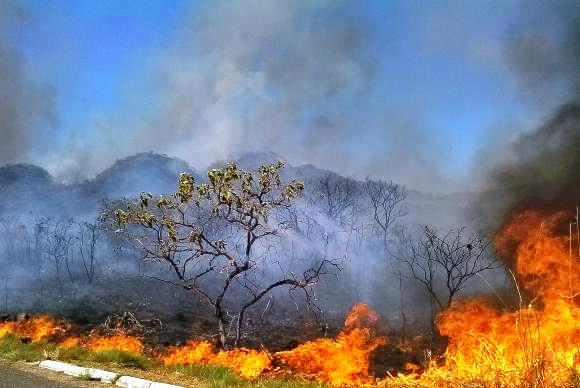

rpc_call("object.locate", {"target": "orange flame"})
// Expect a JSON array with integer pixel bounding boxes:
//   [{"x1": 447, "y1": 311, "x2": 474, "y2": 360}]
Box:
[
  {"x1": 86, "y1": 333, "x2": 144, "y2": 354},
  {"x1": 59, "y1": 336, "x2": 81, "y2": 348},
  {"x1": 0, "y1": 315, "x2": 63, "y2": 342},
  {"x1": 277, "y1": 304, "x2": 386, "y2": 386},
  {"x1": 162, "y1": 340, "x2": 271, "y2": 379},
  {"x1": 162, "y1": 304, "x2": 385, "y2": 384},
  {"x1": 389, "y1": 210, "x2": 580, "y2": 386}
]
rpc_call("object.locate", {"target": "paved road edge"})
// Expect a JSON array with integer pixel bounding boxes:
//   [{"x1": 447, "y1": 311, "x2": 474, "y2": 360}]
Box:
[{"x1": 38, "y1": 360, "x2": 183, "y2": 388}]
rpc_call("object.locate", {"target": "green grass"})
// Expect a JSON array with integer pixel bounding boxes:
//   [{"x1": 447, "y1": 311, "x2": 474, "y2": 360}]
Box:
[
  {"x1": 89, "y1": 349, "x2": 150, "y2": 369},
  {"x1": 0, "y1": 335, "x2": 324, "y2": 388},
  {"x1": 172, "y1": 364, "x2": 326, "y2": 388},
  {"x1": 0, "y1": 335, "x2": 149, "y2": 369},
  {"x1": 0, "y1": 334, "x2": 54, "y2": 362},
  {"x1": 57, "y1": 345, "x2": 91, "y2": 361}
]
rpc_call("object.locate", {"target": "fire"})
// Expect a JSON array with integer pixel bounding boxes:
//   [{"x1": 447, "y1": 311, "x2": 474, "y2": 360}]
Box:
[
  {"x1": 212, "y1": 348, "x2": 272, "y2": 379},
  {"x1": 59, "y1": 336, "x2": 81, "y2": 348},
  {"x1": 0, "y1": 315, "x2": 63, "y2": 342},
  {"x1": 86, "y1": 333, "x2": 144, "y2": 354},
  {"x1": 5, "y1": 210, "x2": 576, "y2": 387},
  {"x1": 163, "y1": 340, "x2": 214, "y2": 365},
  {"x1": 390, "y1": 210, "x2": 579, "y2": 387},
  {"x1": 277, "y1": 304, "x2": 386, "y2": 386},
  {"x1": 162, "y1": 304, "x2": 385, "y2": 384},
  {"x1": 0, "y1": 321, "x2": 16, "y2": 338},
  {"x1": 162, "y1": 340, "x2": 271, "y2": 379}
]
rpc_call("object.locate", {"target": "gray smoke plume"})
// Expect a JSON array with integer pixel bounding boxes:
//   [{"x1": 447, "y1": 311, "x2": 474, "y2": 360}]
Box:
[
  {"x1": 479, "y1": 0, "x2": 580, "y2": 224},
  {"x1": 505, "y1": 0, "x2": 580, "y2": 106},
  {"x1": 139, "y1": 0, "x2": 374, "y2": 170},
  {"x1": 0, "y1": 1, "x2": 56, "y2": 165}
]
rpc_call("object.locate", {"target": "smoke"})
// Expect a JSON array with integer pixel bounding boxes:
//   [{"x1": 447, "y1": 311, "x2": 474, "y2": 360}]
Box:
[
  {"x1": 479, "y1": 0, "x2": 580, "y2": 223},
  {"x1": 0, "y1": 1, "x2": 56, "y2": 165},
  {"x1": 136, "y1": 0, "x2": 373, "y2": 171},
  {"x1": 505, "y1": 0, "x2": 580, "y2": 106}
]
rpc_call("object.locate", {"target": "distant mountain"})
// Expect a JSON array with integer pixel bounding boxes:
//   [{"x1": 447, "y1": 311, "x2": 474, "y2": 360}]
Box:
[
  {"x1": 0, "y1": 151, "x2": 484, "y2": 228},
  {"x1": 0, "y1": 153, "x2": 200, "y2": 218},
  {"x1": 84, "y1": 152, "x2": 200, "y2": 200},
  {"x1": 0, "y1": 164, "x2": 61, "y2": 216}
]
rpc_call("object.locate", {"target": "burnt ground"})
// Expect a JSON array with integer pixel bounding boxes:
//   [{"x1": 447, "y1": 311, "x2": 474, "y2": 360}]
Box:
[{"x1": 6, "y1": 276, "x2": 438, "y2": 378}]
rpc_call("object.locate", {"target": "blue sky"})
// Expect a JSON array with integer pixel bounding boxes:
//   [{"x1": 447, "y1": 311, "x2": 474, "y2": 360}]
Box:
[{"x1": 3, "y1": 0, "x2": 562, "y2": 191}]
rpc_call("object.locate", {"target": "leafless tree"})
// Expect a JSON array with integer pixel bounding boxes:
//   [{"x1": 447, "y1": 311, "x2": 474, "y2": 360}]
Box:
[
  {"x1": 397, "y1": 226, "x2": 498, "y2": 322},
  {"x1": 308, "y1": 173, "x2": 359, "y2": 224},
  {"x1": 77, "y1": 221, "x2": 101, "y2": 284},
  {"x1": 44, "y1": 219, "x2": 75, "y2": 296},
  {"x1": 111, "y1": 162, "x2": 340, "y2": 348},
  {"x1": 363, "y1": 179, "x2": 407, "y2": 255}
]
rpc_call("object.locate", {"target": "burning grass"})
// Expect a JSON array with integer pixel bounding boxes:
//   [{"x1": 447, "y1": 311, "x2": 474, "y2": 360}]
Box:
[
  {"x1": 0, "y1": 315, "x2": 65, "y2": 342},
  {"x1": 0, "y1": 210, "x2": 578, "y2": 387},
  {"x1": 384, "y1": 209, "x2": 580, "y2": 387},
  {"x1": 161, "y1": 303, "x2": 385, "y2": 385}
]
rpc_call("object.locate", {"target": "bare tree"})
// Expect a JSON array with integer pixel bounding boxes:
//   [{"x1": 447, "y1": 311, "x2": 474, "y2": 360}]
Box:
[
  {"x1": 43, "y1": 219, "x2": 75, "y2": 296},
  {"x1": 308, "y1": 173, "x2": 359, "y2": 224},
  {"x1": 112, "y1": 161, "x2": 340, "y2": 348},
  {"x1": 397, "y1": 226, "x2": 498, "y2": 326},
  {"x1": 77, "y1": 221, "x2": 101, "y2": 284},
  {"x1": 363, "y1": 179, "x2": 407, "y2": 255}
]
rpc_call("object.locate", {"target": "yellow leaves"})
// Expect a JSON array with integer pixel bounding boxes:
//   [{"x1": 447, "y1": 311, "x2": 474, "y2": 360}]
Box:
[
  {"x1": 157, "y1": 196, "x2": 171, "y2": 208},
  {"x1": 223, "y1": 163, "x2": 241, "y2": 181},
  {"x1": 115, "y1": 208, "x2": 156, "y2": 228},
  {"x1": 284, "y1": 181, "x2": 305, "y2": 200},
  {"x1": 163, "y1": 217, "x2": 177, "y2": 242},
  {"x1": 115, "y1": 161, "x2": 304, "y2": 239},
  {"x1": 258, "y1": 161, "x2": 284, "y2": 192},
  {"x1": 178, "y1": 173, "x2": 195, "y2": 203},
  {"x1": 197, "y1": 183, "x2": 210, "y2": 197},
  {"x1": 241, "y1": 172, "x2": 253, "y2": 195},
  {"x1": 208, "y1": 163, "x2": 239, "y2": 186},
  {"x1": 135, "y1": 212, "x2": 156, "y2": 227},
  {"x1": 219, "y1": 188, "x2": 241, "y2": 207},
  {"x1": 115, "y1": 209, "x2": 129, "y2": 225},
  {"x1": 207, "y1": 169, "x2": 223, "y2": 187}
]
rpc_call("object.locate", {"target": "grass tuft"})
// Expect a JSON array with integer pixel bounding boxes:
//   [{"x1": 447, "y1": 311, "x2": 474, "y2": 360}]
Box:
[
  {"x1": 172, "y1": 364, "x2": 326, "y2": 388},
  {"x1": 89, "y1": 349, "x2": 150, "y2": 369},
  {"x1": 0, "y1": 334, "x2": 55, "y2": 362}
]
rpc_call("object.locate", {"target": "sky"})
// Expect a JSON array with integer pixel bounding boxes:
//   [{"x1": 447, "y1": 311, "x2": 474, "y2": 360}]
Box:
[{"x1": 0, "y1": 0, "x2": 576, "y2": 192}]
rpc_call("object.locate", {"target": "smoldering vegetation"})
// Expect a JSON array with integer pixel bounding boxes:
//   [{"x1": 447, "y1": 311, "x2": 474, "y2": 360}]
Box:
[{"x1": 0, "y1": 151, "x2": 497, "y2": 343}]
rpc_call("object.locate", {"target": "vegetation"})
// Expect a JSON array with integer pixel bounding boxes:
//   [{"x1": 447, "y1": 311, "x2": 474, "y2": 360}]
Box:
[
  {"x1": 0, "y1": 333, "x2": 326, "y2": 388},
  {"x1": 113, "y1": 161, "x2": 340, "y2": 348}
]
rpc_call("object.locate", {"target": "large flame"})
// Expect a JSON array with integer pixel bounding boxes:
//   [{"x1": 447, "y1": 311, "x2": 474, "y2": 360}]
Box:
[
  {"x1": 277, "y1": 303, "x2": 386, "y2": 386},
  {"x1": 5, "y1": 210, "x2": 577, "y2": 387},
  {"x1": 0, "y1": 315, "x2": 63, "y2": 342},
  {"x1": 389, "y1": 210, "x2": 580, "y2": 386},
  {"x1": 162, "y1": 340, "x2": 271, "y2": 379},
  {"x1": 85, "y1": 333, "x2": 144, "y2": 354},
  {"x1": 162, "y1": 303, "x2": 385, "y2": 384}
]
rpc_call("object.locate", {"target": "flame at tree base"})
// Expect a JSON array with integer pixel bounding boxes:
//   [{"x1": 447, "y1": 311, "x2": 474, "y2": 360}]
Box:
[{"x1": 162, "y1": 303, "x2": 386, "y2": 384}]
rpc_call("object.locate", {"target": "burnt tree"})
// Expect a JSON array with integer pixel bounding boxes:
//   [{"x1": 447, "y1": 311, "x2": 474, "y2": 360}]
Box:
[
  {"x1": 397, "y1": 226, "x2": 497, "y2": 331},
  {"x1": 363, "y1": 178, "x2": 407, "y2": 256}
]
